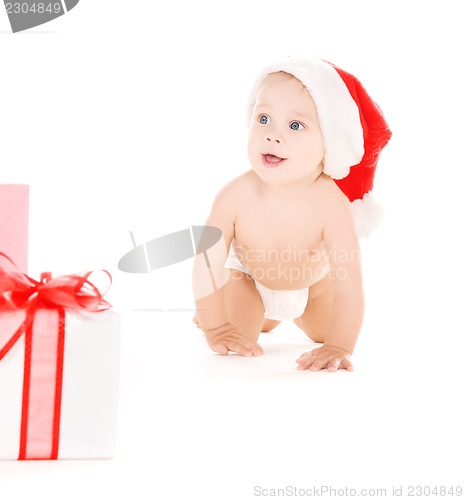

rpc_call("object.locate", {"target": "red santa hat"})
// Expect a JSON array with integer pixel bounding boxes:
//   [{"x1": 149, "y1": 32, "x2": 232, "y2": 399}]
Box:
[{"x1": 248, "y1": 57, "x2": 392, "y2": 237}]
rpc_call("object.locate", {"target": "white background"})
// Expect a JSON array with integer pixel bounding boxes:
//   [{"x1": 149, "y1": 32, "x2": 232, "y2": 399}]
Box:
[{"x1": 1, "y1": 1, "x2": 463, "y2": 498}]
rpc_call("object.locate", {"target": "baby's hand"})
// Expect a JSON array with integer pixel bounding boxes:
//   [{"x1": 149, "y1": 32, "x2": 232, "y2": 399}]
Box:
[
  {"x1": 296, "y1": 344, "x2": 353, "y2": 372},
  {"x1": 205, "y1": 323, "x2": 263, "y2": 358}
]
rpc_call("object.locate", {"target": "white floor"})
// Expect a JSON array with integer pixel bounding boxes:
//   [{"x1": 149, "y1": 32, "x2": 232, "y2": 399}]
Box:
[{"x1": 1, "y1": 300, "x2": 462, "y2": 499}]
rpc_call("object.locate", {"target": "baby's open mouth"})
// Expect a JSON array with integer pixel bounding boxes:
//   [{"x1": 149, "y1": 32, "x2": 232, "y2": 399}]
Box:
[{"x1": 262, "y1": 154, "x2": 287, "y2": 168}]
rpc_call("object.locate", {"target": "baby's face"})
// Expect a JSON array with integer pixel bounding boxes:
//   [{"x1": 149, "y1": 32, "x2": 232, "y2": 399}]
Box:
[{"x1": 248, "y1": 72, "x2": 324, "y2": 186}]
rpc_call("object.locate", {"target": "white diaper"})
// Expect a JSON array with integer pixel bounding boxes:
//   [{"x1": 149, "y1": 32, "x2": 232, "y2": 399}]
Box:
[
  {"x1": 254, "y1": 281, "x2": 309, "y2": 321},
  {"x1": 224, "y1": 241, "x2": 328, "y2": 321}
]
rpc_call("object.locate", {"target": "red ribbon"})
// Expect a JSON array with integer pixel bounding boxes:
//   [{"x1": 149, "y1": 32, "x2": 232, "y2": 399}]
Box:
[{"x1": 0, "y1": 253, "x2": 111, "y2": 460}]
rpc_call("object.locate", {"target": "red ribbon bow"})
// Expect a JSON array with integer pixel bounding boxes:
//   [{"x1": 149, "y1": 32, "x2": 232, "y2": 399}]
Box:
[
  {"x1": 0, "y1": 252, "x2": 111, "y2": 313},
  {"x1": 0, "y1": 253, "x2": 112, "y2": 460}
]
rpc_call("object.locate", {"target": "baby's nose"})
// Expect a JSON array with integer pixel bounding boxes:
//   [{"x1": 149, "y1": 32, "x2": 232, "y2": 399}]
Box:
[{"x1": 266, "y1": 135, "x2": 281, "y2": 144}]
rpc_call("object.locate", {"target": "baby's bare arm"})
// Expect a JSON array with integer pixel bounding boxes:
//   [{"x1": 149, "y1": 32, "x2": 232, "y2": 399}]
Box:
[
  {"x1": 192, "y1": 181, "x2": 262, "y2": 357},
  {"x1": 323, "y1": 195, "x2": 364, "y2": 354},
  {"x1": 297, "y1": 188, "x2": 363, "y2": 371}
]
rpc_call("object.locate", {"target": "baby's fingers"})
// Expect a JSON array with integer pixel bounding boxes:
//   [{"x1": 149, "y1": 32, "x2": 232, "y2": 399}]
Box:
[
  {"x1": 225, "y1": 338, "x2": 263, "y2": 357},
  {"x1": 296, "y1": 351, "x2": 316, "y2": 370},
  {"x1": 327, "y1": 358, "x2": 353, "y2": 372},
  {"x1": 225, "y1": 340, "x2": 253, "y2": 357},
  {"x1": 307, "y1": 357, "x2": 329, "y2": 371},
  {"x1": 296, "y1": 351, "x2": 353, "y2": 372},
  {"x1": 327, "y1": 359, "x2": 341, "y2": 371},
  {"x1": 237, "y1": 336, "x2": 264, "y2": 356},
  {"x1": 339, "y1": 358, "x2": 354, "y2": 371},
  {"x1": 210, "y1": 342, "x2": 230, "y2": 356}
]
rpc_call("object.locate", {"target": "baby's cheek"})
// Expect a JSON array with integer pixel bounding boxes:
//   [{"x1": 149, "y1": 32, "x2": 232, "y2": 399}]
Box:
[{"x1": 247, "y1": 135, "x2": 259, "y2": 162}]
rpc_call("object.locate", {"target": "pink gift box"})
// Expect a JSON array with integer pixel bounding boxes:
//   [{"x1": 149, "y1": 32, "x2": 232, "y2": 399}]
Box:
[{"x1": 0, "y1": 185, "x2": 29, "y2": 273}]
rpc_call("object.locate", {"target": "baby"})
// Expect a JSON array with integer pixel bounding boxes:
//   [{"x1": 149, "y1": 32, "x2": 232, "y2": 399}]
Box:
[{"x1": 192, "y1": 57, "x2": 391, "y2": 371}]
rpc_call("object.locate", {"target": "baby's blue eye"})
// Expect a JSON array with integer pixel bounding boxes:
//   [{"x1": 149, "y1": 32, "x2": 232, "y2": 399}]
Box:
[
  {"x1": 290, "y1": 121, "x2": 304, "y2": 131},
  {"x1": 259, "y1": 115, "x2": 270, "y2": 125}
]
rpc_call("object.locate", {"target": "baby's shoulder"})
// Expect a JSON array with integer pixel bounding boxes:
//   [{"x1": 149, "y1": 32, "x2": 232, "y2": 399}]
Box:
[
  {"x1": 210, "y1": 171, "x2": 255, "y2": 213},
  {"x1": 316, "y1": 174, "x2": 351, "y2": 210},
  {"x1": 215, "y1": 170, "x2": 256, "y2": 200},
  {"x1": 316, "y1": 175, "x2": 356, "y2": 236}
]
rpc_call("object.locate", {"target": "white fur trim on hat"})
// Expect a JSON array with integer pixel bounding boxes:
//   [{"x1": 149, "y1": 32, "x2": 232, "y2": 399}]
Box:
[{"x1": 247, "y1": 57, "x2": 365, "y2": 180}]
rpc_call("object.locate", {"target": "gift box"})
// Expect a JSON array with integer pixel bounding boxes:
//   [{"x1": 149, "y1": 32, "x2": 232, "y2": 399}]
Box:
[
  {"x1": 0, "y1": 185, "x2": 29, "y2": 273},
  {"x1": 0, "y1": 255, "x2": 120, "y2": 460}
]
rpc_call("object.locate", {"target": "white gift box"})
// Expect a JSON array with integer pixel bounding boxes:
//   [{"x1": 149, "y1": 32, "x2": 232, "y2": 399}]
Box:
[{"x1": 0, "y1": 309, "x2": 120, "y2": 460}]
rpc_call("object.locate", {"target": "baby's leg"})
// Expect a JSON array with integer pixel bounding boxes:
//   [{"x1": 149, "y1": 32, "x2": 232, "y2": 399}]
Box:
[
  {"x1": 192, "y1": 269, "x2": 280, "y2": 337},
  {"x1": 293, "y1": 273, "x2": 333, "y2": 343},
  {"x1": 222, "y1": 269, "x2": 265, "y2": 341},
  {"x1": 261, "y1": 318, "x2": 281, "y2": 332},
  {"x1": 192, "y1": 313, "x2": 279, "y2": 332}
]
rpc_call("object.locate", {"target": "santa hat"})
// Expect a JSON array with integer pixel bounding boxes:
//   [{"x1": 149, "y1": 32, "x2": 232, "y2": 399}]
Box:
[{"x1": 248, "y1": 57, "x2": 392, "y2": 237}]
